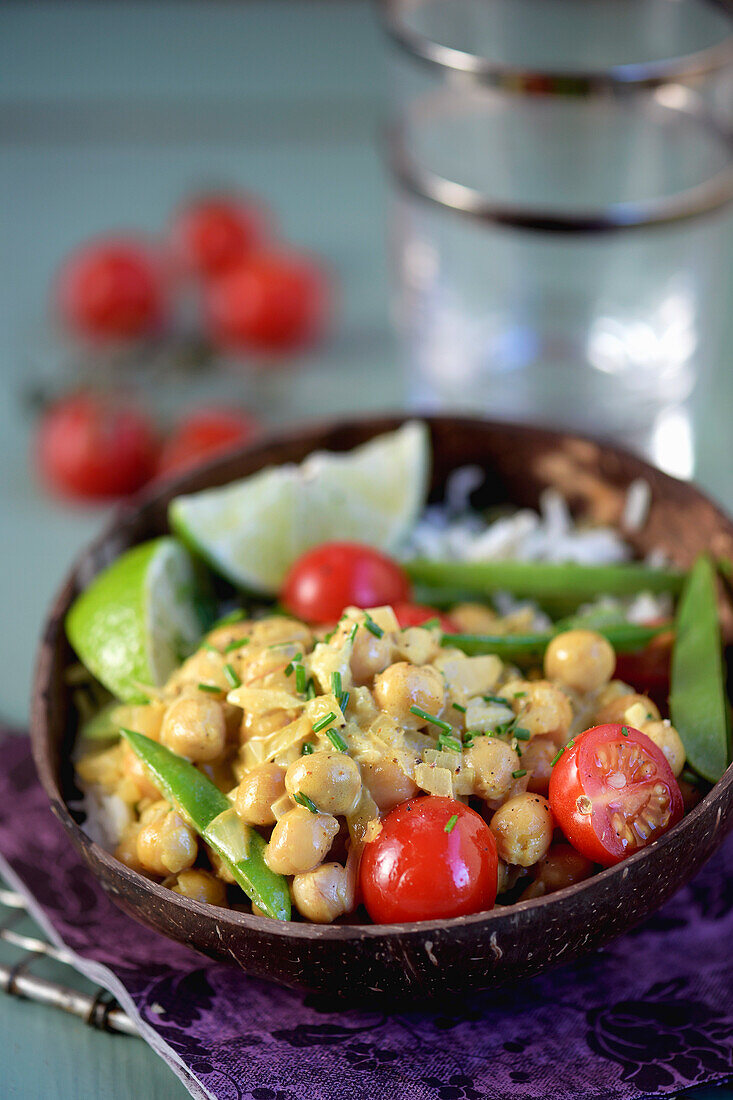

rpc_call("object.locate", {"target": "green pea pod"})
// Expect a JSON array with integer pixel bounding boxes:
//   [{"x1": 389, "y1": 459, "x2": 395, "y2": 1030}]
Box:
[
  {"x1": 121, "y1": 729, "x2": 290, "y2": 921},
  {"x1": 442, "y1": 622, "x2": 668, "y2": 662},
  {"x1": 670, "y1": 556, "x2": 731, "y2": 784},
  {"x1": 407, "y1": 559, "x2": 684, "y2": 603}
]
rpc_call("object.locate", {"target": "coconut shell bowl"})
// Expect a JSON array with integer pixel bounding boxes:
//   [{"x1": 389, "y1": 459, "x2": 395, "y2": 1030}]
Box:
[{"x1": 30, "y1": 415, "x2": 733, "y2": 1000}]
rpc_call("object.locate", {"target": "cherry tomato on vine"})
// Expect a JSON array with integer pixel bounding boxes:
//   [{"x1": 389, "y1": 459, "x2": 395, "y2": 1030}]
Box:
[
  {"x1": 360, "y1": 796, "x2": 498, "y2": 923},
  {"x1": 158, "y1": 408, "x2": 259, "y2": 478},
  {"x1": 392, "y1": 602, "x2": 457, "y2": 632},
  {"x1": 56, "y1": 239, "x2": 167, "y2": 342},
  {"x1": 549, "y1": 723, "x2": 683, "y2": 866},
  {"x1": 170, "y1": 195, "x2": 267, "y2": 279},
  {"x1": 36, "y1": 393, "x2": 158, "y2": 501},
  {"x1": 281, "y1": 542, "x2": 411, "y2": 624},
  {"x1": 205, "y1": 250, "x2": 329, "y2": 355}
]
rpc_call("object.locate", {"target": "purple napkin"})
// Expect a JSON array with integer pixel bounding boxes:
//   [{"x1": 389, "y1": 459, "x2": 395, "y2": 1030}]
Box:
[{"x1": 1, "y1": 732, "x2": 732, "y2": 1100}]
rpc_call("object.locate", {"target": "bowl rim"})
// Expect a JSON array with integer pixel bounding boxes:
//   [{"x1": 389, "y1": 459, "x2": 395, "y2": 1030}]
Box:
[{"x1": 30, "y1": 413, "x2": 733, "y2": 942}]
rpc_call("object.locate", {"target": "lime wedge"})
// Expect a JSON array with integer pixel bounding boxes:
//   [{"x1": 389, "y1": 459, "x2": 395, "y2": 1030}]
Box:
[
  {"x1": 66, "y1": 537, "x2": 207, "y2": 702},
  {"x1": 170, "y1": 421, "x2": 430, "y2": 593}
]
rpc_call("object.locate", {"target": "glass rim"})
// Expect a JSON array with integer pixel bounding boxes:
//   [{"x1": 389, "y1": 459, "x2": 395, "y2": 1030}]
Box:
[
  {"x1": 386, "y1": 89, "x2": 733, "y2": 233},
  {"x1": 380, "y1": 0, "x2": 733, "y2": 94}
]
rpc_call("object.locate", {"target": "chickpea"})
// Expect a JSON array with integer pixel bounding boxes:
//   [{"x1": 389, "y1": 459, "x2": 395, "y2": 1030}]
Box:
[
  {"x1": 544, "y1": 630, "x2": 615, "y2": 695},
  {"x1": 248, "y1": 616, "x2": 313, "y2": 651},
  {"x1": 118, "y1": 702, "x2": 165, "y2": 741},
  {"x1": 291, "y1": 862, "x2": 355, "y2": 923},
  {"x1": 449, "y1": 603, "x2": 498, "y2": 634},
  {"x1": 466, "y1": 738, "x2": 519, "y2": 801},
  {"x1": 489, "y1": 794, "x2": 553, "y2": 867},
  {"x1": 121, "y1": 742, "x2": 162, "y2": 801},
  {"x1": 594, "y1": 692, "x2": 661, "y2": 726},
  {"x1": 641, "y1": 719, "x2": 686, "y2": 777},
  {"x1": 373, "y1": 662, "x2": 446, "y2": 729},
  {"x1": 264, "y1": 806, "x2": 339, "y2": 876},
  {"x1": 285, "y1": 752, "x2": 362, "y2": 816},
  {"x1": 136, "y1": 808, "x2": 197, "y2": 876},
  {"x1": 361, "y1": 758, "x2": 419, "y2": 812},
  {"x1": 518, "y1": 842, "x2": 594, "y2": 900},
  {"x1": 114, "y1": 823, "x2": 145, "y2": 873},
  {"x1": 160, "y1": 696, "x2": 226, "y2": 762},
  {"x1": 170, "y1": 869, "x2": 227, "y2": 906},
  {"x1": 235, "y1": 763, "x2": 287, "y2": 826},
  {"x1": 520, "y1": 736, "x2": 557, "y2": 795},
  {"x1": 505, "y1": 679, "x2": 573, "y2": 745},
  {"x1": 350, "y1": 629, "x2": 393, "y2": 686}
]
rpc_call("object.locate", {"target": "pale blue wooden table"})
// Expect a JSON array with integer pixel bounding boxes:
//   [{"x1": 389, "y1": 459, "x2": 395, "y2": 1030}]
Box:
[{"x1": 0, "y1": 3, "x2": 731, "y2": 1097}]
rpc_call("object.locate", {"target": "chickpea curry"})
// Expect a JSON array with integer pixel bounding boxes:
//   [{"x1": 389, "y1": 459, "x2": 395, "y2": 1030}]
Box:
[{"x1": 75, "y1": 574, "x2": 705, "y2": 925}]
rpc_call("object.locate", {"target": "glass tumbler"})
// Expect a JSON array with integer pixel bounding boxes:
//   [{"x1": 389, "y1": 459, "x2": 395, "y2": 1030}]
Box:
[{"x1": 383, "y1": 0, "x2": 733, "y2": 472}]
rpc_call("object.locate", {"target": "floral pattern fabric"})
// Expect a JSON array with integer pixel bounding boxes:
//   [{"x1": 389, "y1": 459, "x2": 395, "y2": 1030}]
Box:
[{"x1": 1, "y1": 732, "x2": 731, "y2": 1100}]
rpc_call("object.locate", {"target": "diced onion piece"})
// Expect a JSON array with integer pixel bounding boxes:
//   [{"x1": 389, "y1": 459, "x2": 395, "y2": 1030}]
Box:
[
  {"x1": 464, "y1": 697, "x2": 514, "y2": 732},
  {"x1": 434, "y1": 654, "x2": 503, "y2": 704},
  {"x1": 414, "y1": 762, "x2": 454, "y2": 798},
  {"x1": 228, "y1": 685, "x2": 305, "y2": 715}
]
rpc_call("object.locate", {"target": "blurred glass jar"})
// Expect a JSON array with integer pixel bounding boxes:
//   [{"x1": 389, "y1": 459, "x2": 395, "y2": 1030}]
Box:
[{"x1": 383, "y1": 0, "x2": 733, "y2": 471}]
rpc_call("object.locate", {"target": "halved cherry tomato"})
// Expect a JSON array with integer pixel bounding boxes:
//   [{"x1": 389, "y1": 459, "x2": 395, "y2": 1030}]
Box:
[
  {"x1": 549, "y1": 723, "x2": 683, "y2": 866},
  {"x1": 56, "y1": 238, "x2": 167, "y2": 342},
  {"x1": 360, "y1": 796, "x2": 498, "y2": 923},
  {"x1": 392, "y1": 602, "x2": 457, "y2": 632},
  {"x1": 205, "y1": 250, "x2": 329, "y2": 355},
  {"x1": 170, "y1": 195, "x2": 267, "y2": 279},
  {"x1": 36, "y1": 392, "x2": 158, "y2": 500},
  {"x1": 281, "y1": 542, "x2": 411, "y2": 624},
  {"x1": 157, "y1": 408, "x2": 259, "y2": 478}
]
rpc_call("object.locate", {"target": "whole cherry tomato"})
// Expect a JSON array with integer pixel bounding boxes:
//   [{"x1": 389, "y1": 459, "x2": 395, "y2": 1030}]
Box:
[
  {"x1": 170, "y1": 195, "x2": 267, "y2": 279},
  {"x1": 360, "y1": 796, "x2": 498, "y2": 923},
  {"x1": 549, "y1": 723, "x2": 683, "y2": 866},
  {"x1": 392, "y1": 602, "x2": 457, "y2": 632},
  {"x1": 158, "y1": 408, "x2": 259, "y2": 478},
  {"x1": 36, "y1": 393, "x2": 158, "y2": 500},
  {"x1": 281, "y1": 542, "x2": 411, "y2": 624},
  {"x1": 614, "y1": 625, "x2": 674, "y2": 711},
  {"x1": 205, "y1": 250, "x2": 329, "y2": 355},
  {"x1": 56, "y1": 238, "x2": 167, "y2": 342}
]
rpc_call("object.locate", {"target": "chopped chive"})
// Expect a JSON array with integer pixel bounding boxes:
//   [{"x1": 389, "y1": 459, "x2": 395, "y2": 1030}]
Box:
[
  {"x1": 513, "y1": 691, "x2": 527, "y2": 699},
  {"x1": 444, "y1": 814, "x2": 459, "y2": 834},
  {"x1": 418, "y1": 618, "x2": 440, "y2": 630},
  {"x1": 198, "y1": 683, "x2": 222, "y2": 694},
  {"x1": 284, "y1": 653, "x2": 303, "y2": 676},
  {"x1": 201, "y1": 642, "x2": 218, "y2": 654},
  {"x1": 295, "y1": 665, "x2": 307, "y2": 694},
  {"x1": 312, "y1": 712, "x2": 337, "y2": 733},
  {"x1": 293, "y1": 792, "x2": 319, "y2": 814},
  {"x1": 331, "y1": 671, "x2": 342, "y2": 697},
  {"x1": 339, "y1": 691, "x2": 350, "y2": 713},
  {"x1": 550, "y1": 747, "x2": 565, "y2": 766},
  {"x1": 512, "y1": 769, "x2": 527, "y2": 779},
  {"x1": 364, "y1": 616, "x2": 384, "y2": 638},
  {"x1": 224, "y1": 637, "x2": 250, "y2": 654},
  {"x1": 566, "y1": 738, "x2": 576, "y2": 749},
  {"x1": 306, "y1": 678, "x2": 317, "y2": 700},
  {"x1": 410, "y1": 705, "x2": 452, "y2": 732},
  {"x1": 326, "y1": 727, "x2": 349, "y2": 752},
  {"x1": 484, "y1": 694, "x2": 510, "y2": 706},
  {"x1": 349, "y1": 623, "x2": 358, "y2": 643},
  {"x1": 621, "y1": 726, "x2": 630, "y2": 737},
  {"x1": 438, "y1": 732, "x2": 463, "y2": 753},
  {"x1": 301, "y1": 742, "x2": 314, "y2": 755},
  {"x1": 514, "y1": 728, "x2": 531, "y2": 741},
  {"x1": 452, "y1": 702, "x2": 467, "y2": 714},
  {"x1": 223, "y1": 663, "x2": 242, "y2": 689},
  {"x1": 213, "y1": 608, "x2": 246, "y2": 627},
  {"x1": 463, "y1": 735, "x2": 474, "y2": 748},
  {"x1": 323, "y1": 629, "x2": 336, "y2": 643}
]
